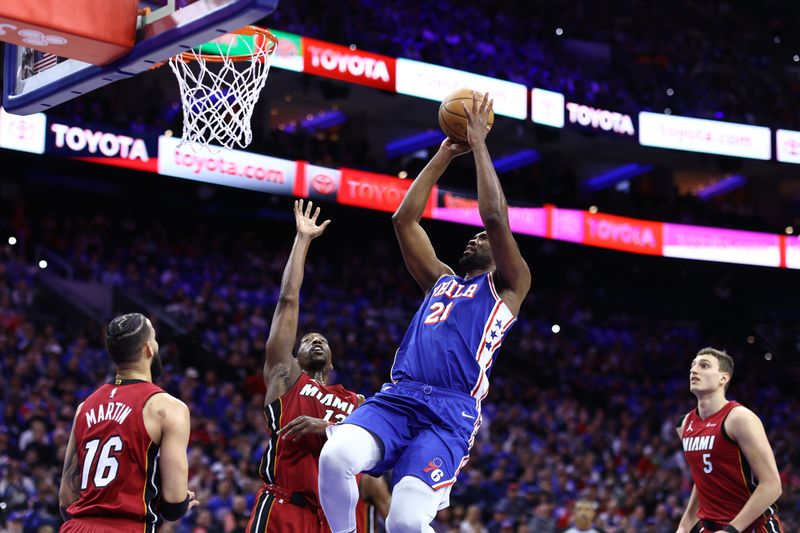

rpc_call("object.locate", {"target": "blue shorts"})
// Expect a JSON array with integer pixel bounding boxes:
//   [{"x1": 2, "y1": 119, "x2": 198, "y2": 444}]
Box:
[{"x1": 341, "y1": 380, "x2": 480, "y2": 492}]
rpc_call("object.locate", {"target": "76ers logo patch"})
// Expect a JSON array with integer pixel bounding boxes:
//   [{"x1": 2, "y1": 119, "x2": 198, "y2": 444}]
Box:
[{"x1": 423, "y1": 457, "x2": 444, "y2": 482}]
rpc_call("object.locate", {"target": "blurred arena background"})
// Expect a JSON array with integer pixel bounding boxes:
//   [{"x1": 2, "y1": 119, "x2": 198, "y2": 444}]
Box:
[{"x1": 0, "y1": 0, "x2": 798, "y2": 531}]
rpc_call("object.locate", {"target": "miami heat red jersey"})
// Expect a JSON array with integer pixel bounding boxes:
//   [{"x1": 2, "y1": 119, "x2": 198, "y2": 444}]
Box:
[
  {"x1": 355, "y1": 498, "x2": 378, "y2": 533},
  {"x1": 259, "y1": 373, "x2": 359, "y2": 510},
  {"x1": 682, "y1": 401, "x2": 779, "y2": 531},
  {"x1": 66, "y1": 379, "x2": 165, "y2": 532}
]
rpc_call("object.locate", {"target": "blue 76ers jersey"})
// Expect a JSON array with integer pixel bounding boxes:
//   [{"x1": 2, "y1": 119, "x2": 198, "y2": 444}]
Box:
[{"x1": 390, "y1": 271, "x2": 517, "y2": 400}]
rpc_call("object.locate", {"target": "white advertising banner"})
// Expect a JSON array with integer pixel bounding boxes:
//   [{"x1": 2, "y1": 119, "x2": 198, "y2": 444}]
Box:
[
  {"x1": 531, "y1": 88, "x2": 565, "y2": 128},
  {"x1": 639, "y1": 112, "x2": 771, "y2": 160},
  {"x1": 157, "y1": 136, "x2": 296, "y2": 195},
  {"x1": 0, "y1": 107, "x2": 47, "y2": 154},
  {"x1": 396, "y1": 59, "x2": 527, "y2": 119},
  {"x1": 776, "y1": 129, "x2": 800, "y2": 164}
]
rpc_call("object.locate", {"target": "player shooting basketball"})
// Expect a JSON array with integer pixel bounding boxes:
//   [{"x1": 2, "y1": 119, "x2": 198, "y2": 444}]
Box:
[{"x1": 318, "y1": 92, "x2": 531, "y2": 532}]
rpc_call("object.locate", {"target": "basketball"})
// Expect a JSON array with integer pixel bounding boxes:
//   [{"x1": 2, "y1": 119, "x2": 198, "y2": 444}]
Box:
[{"x1": 438, "y1": 88, "x2": 494, "y2": 142}]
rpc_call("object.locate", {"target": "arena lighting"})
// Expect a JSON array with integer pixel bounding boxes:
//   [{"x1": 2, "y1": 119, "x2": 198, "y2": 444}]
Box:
[
  {"x1": 583, "y1": 163, "x2": 653, "y2": 192},
  {"x1": 385, "y1": 130, "x2": 446, "y2": 158},
  {"x1": 285, "y1": 110, "x2": 347, "y2": 133},
  {"x1": 697, "y1": 174, "x2": 747, "y2": 200},
  {"x1": 38, "y1": 260, "x2": 47, "y2": 269},
  {"x1": 493, "y1": 149, "x2": 541, "y2": 173},
  {"x1": 7, "y1": 236, "x2": 16, "y2": 245},
  {"x1": 551, "y1": 324, "x2": 561, "y2": 334}
]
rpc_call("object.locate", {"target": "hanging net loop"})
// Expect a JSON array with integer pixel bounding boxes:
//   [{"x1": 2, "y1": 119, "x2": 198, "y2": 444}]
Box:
[{"x1": 168, "y1": 26, "x2": 278, "y2": 150}]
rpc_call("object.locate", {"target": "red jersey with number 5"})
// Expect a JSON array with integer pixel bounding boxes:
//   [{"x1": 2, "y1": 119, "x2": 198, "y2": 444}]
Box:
[
  {"x1": 682, "y1": 401, "x2": 776, "y2": 531},
  {"x1": 66, "y1": 379, "x2": 165, "y2": 531},
  {"x1": 259, "y1": 372, "x2": 359, "y2": 510}
]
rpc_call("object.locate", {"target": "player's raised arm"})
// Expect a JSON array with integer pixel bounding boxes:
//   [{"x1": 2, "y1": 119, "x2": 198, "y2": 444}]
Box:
[
  {"x1": 391, "y1": 139, "x2": 468, "y2": 292},
  {"x1": 264, "y1": 200, "x2": 331, "y2": 402},
  {"x1": 58, "y1": 404, "x2": 83, "y2": 520},
  {"x1": 464, "y1": 92, "x2": 531, "y2": 315},
  {"x1": 723, "y1": 407, "x2": 782, "y2": 532}
]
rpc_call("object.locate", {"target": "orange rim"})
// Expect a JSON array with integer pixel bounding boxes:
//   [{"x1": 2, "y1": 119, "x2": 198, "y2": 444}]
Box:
[{"x1": 176, "y1": 26, "x2": 278, "y2": 63}]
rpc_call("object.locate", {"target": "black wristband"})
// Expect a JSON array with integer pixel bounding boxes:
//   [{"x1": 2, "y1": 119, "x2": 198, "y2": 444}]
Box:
[
  {"x1": 723, "y1": 525, "x2": 740, "y2": 533},
  {"x1": 160, "y1": 495, "x2": 191, "y2": 521}
]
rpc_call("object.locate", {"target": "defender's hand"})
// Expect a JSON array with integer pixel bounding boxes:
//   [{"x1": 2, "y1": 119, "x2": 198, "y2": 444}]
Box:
[
  {"x1": 463, "y1": 91, "x2": 493, "y2": 147},
  {"x1": 294, "y1": 200, "x2": 331, "y2": 239},
  {"x1": 278, "y1": 415, "x2": 329, "y2": 441}
]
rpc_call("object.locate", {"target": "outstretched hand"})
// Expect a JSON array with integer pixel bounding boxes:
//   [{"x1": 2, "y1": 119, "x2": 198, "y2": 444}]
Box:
[
  {"x1": 462, "y1": 91, "x2": 493, "y2": 147},
  {"x1": 440, "y1": 136, "x2": 471, "y2": 158},
  {"x1": 294, "y1": 199, "x2": 330, "y2": 239}
]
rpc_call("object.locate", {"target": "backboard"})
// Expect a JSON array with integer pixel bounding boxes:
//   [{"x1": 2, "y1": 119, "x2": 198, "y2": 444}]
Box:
[{"x1": 2, "y1": 0, "x2": 279, "y2": 115}]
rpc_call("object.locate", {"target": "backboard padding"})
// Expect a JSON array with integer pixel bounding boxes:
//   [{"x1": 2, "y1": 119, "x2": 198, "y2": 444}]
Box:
[{"x1": 3, "y1": 0, "x2": 279, "y2": 115}]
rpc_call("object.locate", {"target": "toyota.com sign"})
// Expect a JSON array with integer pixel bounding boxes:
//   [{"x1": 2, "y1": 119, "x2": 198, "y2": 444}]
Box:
[{"x1": 638, "y1": 112, "x2": 771, "y2": 160}]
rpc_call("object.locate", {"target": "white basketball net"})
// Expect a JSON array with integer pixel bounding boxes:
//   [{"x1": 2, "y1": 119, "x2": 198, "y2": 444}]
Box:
[{"x1": 168, "y1": 30, "x2": 276, "y2": 150}]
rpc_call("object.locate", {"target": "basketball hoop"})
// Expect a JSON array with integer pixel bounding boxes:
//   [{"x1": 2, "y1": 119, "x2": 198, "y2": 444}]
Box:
[{"x1": 168, "y1": 26, "x2": 277, "y2": 150}]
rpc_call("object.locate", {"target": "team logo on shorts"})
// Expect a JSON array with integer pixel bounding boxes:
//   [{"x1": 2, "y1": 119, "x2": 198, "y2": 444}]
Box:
[{"x1": 423, "y1": 458, "x2": 444, "y2": 482}]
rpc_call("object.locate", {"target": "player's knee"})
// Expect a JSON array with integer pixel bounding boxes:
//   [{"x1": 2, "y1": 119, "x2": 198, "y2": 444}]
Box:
[
  {"x1": 319, "y1": 438, "x2": 350, "y2": 478},
  {"x1": 319, "y1": 426, "x2": 363, "y2": 476},
  {"x1": 385, "y1": 511, "x2": 429, "y2": 533},
  {"x1": 385, "y1": 477, "x2": 439, "y2": 533}
]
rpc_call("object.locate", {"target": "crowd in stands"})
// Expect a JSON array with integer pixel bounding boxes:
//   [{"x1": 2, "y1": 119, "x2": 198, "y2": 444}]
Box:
[
  {"x1": 272, "y1": 0, "x2": 800, "y2": 128},
  {"x1": 1, "y1": 176, "x2": 798, "y2": 532}
]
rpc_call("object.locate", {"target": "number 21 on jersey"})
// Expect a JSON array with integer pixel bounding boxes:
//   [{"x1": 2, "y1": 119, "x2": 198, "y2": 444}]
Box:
[{"x1": 424, "y1": 302, "x2": 454, "y2": 324}]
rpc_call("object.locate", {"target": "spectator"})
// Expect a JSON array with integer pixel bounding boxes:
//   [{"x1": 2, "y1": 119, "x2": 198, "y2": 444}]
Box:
[
  {"x1": 562, "y1": 499, "x2": 605, "y2": 533},
  {"x1": 529, "y1": 499, "x2": 557, "y2": 533},
  {"x1": 459, "y1": 504, "x2": 488, "y2": 533}
]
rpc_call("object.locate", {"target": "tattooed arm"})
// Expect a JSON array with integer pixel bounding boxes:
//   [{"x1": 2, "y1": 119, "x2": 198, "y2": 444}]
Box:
[{"x1": 59, "y1": 404, "x2": 83, "y2": 520}]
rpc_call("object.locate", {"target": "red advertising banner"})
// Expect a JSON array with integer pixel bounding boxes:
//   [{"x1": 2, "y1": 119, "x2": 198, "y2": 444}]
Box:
[
  {"x1": 584, "y1": 212, "x2": 663, "y2": 255},
  {"x1": 304, "y1": 38, "x2": 396, "y2": 91},
  {"x1": 338, "y1": 168, "x2": 435, "y2": 217}
]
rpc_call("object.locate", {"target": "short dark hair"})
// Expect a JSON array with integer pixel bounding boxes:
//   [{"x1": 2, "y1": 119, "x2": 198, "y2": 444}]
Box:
[
  {"x1": 106, "y1": 313, "x2": 150, "y2": 365},
  {"x1": 696, "y1": 347, "x2": 734, "y2": 391}
]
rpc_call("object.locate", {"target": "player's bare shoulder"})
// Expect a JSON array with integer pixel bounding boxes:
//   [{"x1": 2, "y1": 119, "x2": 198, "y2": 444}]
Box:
[
  {"x1": 724, "y1": 404, "x2": 762, "y2": 439},
  {"x1": 143, "y1": 392, "x2": 190, "y2": 443}
]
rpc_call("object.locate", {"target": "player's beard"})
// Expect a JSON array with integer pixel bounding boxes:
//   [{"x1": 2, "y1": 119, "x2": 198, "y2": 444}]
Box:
[
  {"x1": 303, "y1": 355, "x2": 328, "y2": 373},
  {"x1": 150, "y1": 352, "x2": 164, "y2": 381},
  {"x1": 459, "y1": 250, "x2": 492, "y2": 272}
]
